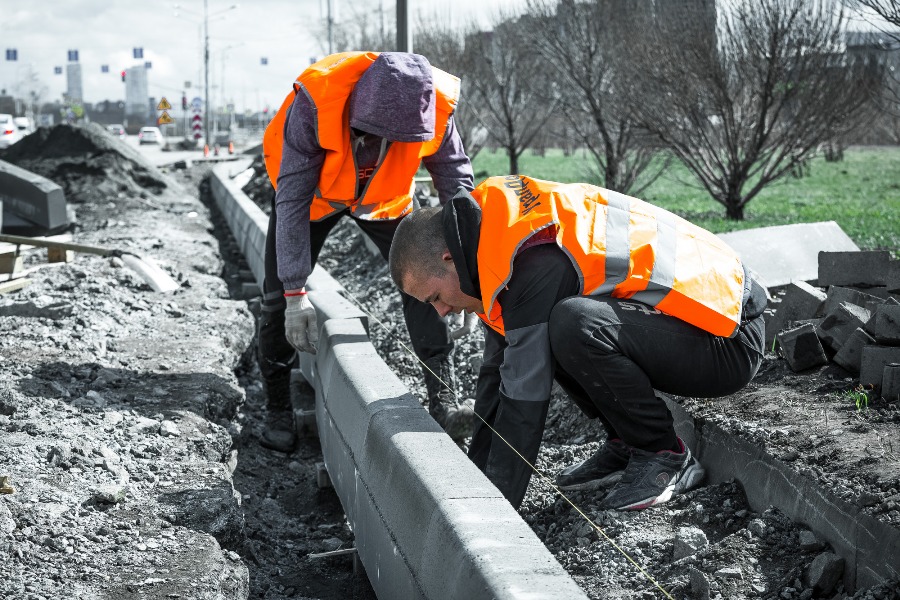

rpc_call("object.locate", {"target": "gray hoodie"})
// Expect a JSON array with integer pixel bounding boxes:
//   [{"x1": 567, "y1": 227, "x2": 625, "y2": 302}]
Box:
[{"x1": 274, "y1": 52, "x2": 473, "y2": 290}]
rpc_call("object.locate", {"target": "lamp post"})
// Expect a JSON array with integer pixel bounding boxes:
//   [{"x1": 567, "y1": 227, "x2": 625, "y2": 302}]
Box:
[{"x1": 174, "y1": 1, "x2": 238, "y2": 149}]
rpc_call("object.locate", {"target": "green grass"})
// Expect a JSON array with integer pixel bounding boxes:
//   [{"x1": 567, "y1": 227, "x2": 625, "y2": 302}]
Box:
[{"x1": 471, "y1": 146, "x2": 900, "y2": 254}]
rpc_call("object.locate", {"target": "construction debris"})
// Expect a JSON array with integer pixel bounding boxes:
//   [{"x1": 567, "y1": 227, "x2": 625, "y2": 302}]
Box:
[{"x1": 769, "y1": 250, "x2": 900, "y2": 397}]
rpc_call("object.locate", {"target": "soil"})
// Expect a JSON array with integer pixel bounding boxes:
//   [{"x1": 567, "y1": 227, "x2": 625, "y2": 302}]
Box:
[{"x1": 1, "y1": 126, "x2": 897, "y2": 600}]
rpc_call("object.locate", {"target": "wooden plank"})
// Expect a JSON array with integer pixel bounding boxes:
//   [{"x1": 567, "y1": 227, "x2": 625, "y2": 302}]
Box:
[
  {"x1": 0, "y1": 278, "x2": 31, "y2": 295},
  {"x1": 47, "y1": 247, "x2": 74, "y2": 263},
  {"x1": 0, "y1": 254, "x2": 23, "y2": 275}
]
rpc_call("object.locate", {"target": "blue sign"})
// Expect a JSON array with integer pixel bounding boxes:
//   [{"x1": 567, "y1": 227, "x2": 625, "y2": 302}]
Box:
[
  {"x1": 260, "y1": 57, "x2": 268, "y2": 65},
  {"x1": 133, "y1": 47, "x2": 143, "y2": 59},
  {"x1": 67, "y1": 49, "x2": 78, "y2": 62},
  {"x1": 5, "y1": 49, "x2": 17, "y2": 61},
  {"x1": 144, "y1": 61, "x2": 152, "y2": 69},
  {"x1": 54, "y1": 66, "x2": 63, "y2": 75},
  {"x1": 101, "y1": 64, "x2": 109, "y2": 73}
]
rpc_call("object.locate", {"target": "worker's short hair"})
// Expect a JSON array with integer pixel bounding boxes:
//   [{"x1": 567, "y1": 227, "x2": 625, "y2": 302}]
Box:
[{"x1": 389, "y1": 207, "x2": 448, "y2": 290}]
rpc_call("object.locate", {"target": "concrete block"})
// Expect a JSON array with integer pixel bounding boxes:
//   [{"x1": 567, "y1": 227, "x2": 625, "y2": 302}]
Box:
[
  {"x1": 824, "y1": 286, "x2": 884, "y2": 316},
  {"x1": 717, "y1": 221, "x2": 858, "y2": 288},
  {"x1": 310, "y1": 289, "x2": 369, "y2": 335},
  {"x1": 817, "y1": 302, "x2": 871, "y2": 352},
  {"x1": 0, "y1": 159, "x2": 68, "y2": 234},
  {"x1": 818, "y1": 251, "x2": 891, "y2": 288},
  {"x1": 882, "y1": 364, "x2": 900, "y2": 402},
  {"x1": 859, "y1": 346, "x2": 900, "y2": 389},
  {"x1": 832, "y1": 328, "x2": 875, "y2": 375},
  {"x1": 766, "y1": 281, "x2": 827, "y2": 346},
  {"x1": 777, "y1": 323, "x2": 828, "y2": 372},
  {"x1": 865, "y1": 304, "x2": 900, "y2": 345},
  {"x1": 885, "y1": 260, "x2": 900, "y2": 293}
]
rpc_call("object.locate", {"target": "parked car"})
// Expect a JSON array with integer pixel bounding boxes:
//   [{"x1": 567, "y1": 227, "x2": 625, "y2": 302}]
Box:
[
  {"x1": 0, "y1": 113, "x2": 23, "y2": 149},
  {"x1": 106, "y1": 123, "x2": 126, "y2": 139},
  {"x1": 138, "y1": 126, "x2": 164, "y2": 145}
]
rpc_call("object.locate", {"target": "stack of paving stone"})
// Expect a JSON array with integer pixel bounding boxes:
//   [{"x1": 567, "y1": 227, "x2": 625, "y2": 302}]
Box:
[{"x1": 769, "y1": 251, "x2": 900, "y2": 400}]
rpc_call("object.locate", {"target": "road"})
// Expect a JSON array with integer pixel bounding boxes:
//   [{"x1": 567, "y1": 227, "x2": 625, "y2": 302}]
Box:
[{"x1": 123, "y1": 133, "x2": 260, "y2": 168}]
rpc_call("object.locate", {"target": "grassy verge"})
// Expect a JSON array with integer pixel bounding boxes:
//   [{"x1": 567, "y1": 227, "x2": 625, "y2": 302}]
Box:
[{"x1": 471, "y1": 146, "x2": 900, "y2": 254}]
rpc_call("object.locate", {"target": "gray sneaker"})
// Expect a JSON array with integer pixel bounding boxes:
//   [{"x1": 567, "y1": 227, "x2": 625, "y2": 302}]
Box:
[
  {"x1": 599, "y1": 438, "x2": 704, "y2": 510},
  {"x1": 555, "y1": 438, "x2": 631, "y2": 491}
]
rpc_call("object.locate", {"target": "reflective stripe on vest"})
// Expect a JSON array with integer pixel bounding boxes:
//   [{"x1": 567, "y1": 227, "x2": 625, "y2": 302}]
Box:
[
  {"x1": 262, "y1": 51, "x2": 460, "y2": 222},
  {"x1": 472, "y1": 175, "x2": 746, "y2": 338}
]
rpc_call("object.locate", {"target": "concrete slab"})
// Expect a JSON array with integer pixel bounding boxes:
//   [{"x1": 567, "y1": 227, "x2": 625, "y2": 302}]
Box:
[{"x1": 717, "y1": 222, "x2": 858, "y2": 288}]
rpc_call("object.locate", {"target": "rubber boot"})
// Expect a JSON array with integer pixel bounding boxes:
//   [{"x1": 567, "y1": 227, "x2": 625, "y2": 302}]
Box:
[
  {"x1": 259, "y1": 374, "x2": 296, "y2": 452},
  {"x1": 421, "y1": 356, "x2": 474, "y2": 442}
]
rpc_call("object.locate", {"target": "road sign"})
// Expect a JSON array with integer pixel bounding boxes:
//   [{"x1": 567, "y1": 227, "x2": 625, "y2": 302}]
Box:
[
  {"x1": 101, "y1": 64, "x2": 109, "y2": 73},
  {"x1": 54, "y1": 66, "x2": 62, "y2": 75},
  {"x1": 5, "y1": 49, "x2": 17, "y2": 61},
  {"x1": 67, "y1": 49, "x2": 78, "y2": 62},
  {"x1": 157, "y1": 97, "x2": 172, "y2": 111},
  {"x1": 191, "y1": 97, "x2": 202, "y2": 110},
  {"x1": 157, "y1": 111, "x2": 175, "y2": 125},
  {"x1": 133, "y1": 47, "x2": 143, "y2": 59}
]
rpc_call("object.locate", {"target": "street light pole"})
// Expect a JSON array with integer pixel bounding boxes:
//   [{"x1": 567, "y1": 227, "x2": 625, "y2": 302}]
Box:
[{"x1": 204, "y1": 0, "x2": 210, "y2": 150}]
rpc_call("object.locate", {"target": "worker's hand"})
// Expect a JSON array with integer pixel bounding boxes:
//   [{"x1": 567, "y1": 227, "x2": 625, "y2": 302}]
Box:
[{"x1": 284, "y1": 292, "x2": 318, "y2": 354}]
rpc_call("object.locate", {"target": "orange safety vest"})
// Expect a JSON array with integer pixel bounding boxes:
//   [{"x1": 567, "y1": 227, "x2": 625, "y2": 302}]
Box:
[
  {"x1": 263, "y1": 51, "x2": 460, "y2": 221},
  {"x1": 472, "y1": 175, "x2": 747, "y2": 338}
]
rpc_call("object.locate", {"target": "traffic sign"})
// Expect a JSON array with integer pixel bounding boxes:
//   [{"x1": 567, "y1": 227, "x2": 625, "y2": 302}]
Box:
[
  {"x1": 191, "y1": 97, "x2": 202, "y2": 110},
  {"x1": 157, "y1": 111, "x2": 175, "y2": 125},
  {"x1": 157, "y1": 97, "x2": 172, "y2": 110}
]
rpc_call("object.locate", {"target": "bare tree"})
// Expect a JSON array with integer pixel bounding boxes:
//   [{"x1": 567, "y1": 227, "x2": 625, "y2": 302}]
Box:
[
  {"x1": 527, "y1": 0, "x2": 668, "y2": 194},
  {"x1": 852, "y1": 0, "x2": 900, "y2": 33},
  {"x1": 415, "y1": 15, "x2": 489, "y2": 160},
  {"x1": 848, "y1": 0, "x2": 900, "y2": 124},
  {"x1": 310, "y1": 0, "x2": 394, "y2": 55},
  {"x1": 464, "y1": 12, "x2": 559, "y2": 174},
  {"x1": 627, "y1": 0, "x2": 879, "y2": 219}
]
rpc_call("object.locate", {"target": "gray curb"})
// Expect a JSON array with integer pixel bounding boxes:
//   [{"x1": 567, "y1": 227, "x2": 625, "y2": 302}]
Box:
[
  {"x1": 210, "y1": 163, "x2": 588, "y2": 600},
  {"x1": 667, "y1": 396, "x2": 900, "y2": 590}
]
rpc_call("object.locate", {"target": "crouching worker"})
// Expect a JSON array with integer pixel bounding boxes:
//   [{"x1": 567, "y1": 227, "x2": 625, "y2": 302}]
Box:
[{"x1": 388, "y1": 176, "x2": 766, "y2": 510}]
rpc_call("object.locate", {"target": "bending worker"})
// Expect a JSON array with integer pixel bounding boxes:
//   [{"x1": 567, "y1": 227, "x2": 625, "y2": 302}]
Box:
[
  {"x1": 259, "y1": 51, "x2": 475, "y2": 451},
  {"x1": 389, "y1": 176, "x2": 766, "y2": 510}
]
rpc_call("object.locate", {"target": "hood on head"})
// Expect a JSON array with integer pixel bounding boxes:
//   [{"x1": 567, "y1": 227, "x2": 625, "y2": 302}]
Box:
[{"x1": 349, "y1": 52, "x2": 436, "y2": 142}]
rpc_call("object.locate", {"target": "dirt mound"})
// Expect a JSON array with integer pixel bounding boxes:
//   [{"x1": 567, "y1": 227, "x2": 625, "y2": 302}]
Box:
[
  {"x1": 240, "y1": 154, "x2": 274, "y2": 214},
  {"x1": 0, "y1": 123, "x2": 168, "y2": 203}
]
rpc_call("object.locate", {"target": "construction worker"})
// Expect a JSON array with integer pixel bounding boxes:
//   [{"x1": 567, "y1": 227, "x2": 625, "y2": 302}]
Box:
[
  {"x1": 389, "y1": 176, "x2": 767, "y2": 510},
  {"x1": 258, "y1": 51, "x2": 475, "y2": 452}
]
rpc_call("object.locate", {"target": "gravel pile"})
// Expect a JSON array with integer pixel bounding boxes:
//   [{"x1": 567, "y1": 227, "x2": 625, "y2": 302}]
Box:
[{"x1": 0, "y1": 139, "x2": 374, "y2": 599}]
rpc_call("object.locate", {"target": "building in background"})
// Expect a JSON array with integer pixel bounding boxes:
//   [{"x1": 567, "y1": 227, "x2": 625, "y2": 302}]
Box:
[
  {"x1": 124, "y1": 65, "x2": 148, "y2": 127},
  {"x1": 66, "y1": 63, "x2": 83, "y2": 104}
]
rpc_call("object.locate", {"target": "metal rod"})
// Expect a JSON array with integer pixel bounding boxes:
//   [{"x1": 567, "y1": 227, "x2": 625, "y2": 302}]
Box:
[{"x1": 0, "y1": 233, "x2": 120, "y2": 257}]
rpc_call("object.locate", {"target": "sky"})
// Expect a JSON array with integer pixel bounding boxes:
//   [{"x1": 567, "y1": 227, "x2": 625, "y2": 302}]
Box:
[{"x1": 0, "y1": 0, "x2": 526, "y2": 114}]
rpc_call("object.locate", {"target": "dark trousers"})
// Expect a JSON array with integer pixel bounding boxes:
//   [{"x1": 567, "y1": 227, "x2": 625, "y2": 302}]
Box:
[
  {"x1": 258, "y1": 207, "x2": 453, "y2": 383},
  {"x1": 548, "y1": 296, "x2": 765, "y2": 452}
]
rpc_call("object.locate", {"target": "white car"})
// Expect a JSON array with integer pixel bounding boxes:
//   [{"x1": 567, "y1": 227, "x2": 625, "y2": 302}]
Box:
[
  {"x1": 138, "y1": 126, "x2": 164, "y2": 145},
  {"x1": 13, "y1": 117, "x2": 33, "y2": 134},
  {"x1": 0, "y1": 114, "x2": 23, "y2": 149}
]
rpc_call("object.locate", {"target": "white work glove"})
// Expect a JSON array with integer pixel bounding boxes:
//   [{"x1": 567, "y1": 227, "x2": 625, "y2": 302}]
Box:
[{"x1": 284, "y1": 292, "x2": 318, "y2": 354}]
